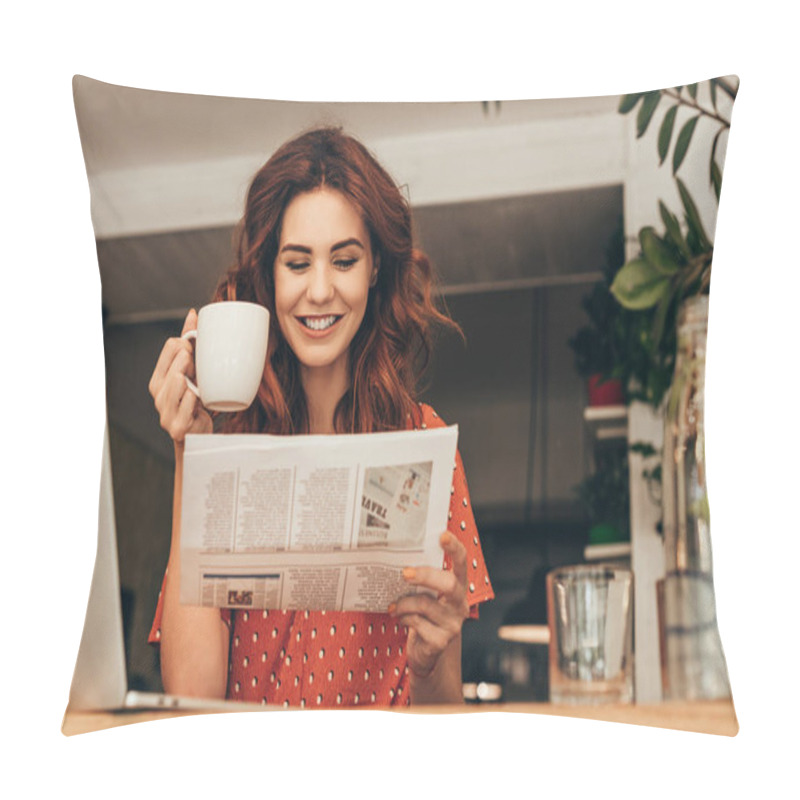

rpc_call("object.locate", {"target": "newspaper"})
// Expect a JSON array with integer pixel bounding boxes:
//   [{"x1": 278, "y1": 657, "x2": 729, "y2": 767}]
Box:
[{"x1": 179, "y1": 425, "x2": 458, "y2": 613}]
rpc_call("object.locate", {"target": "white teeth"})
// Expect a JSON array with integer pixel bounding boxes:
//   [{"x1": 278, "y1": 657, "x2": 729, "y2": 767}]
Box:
[{"x1": 303, "y1": 315, "x2": 338, "y2": 331}]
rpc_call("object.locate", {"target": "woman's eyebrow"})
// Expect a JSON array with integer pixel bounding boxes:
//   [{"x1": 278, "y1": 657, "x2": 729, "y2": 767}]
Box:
[
  {"x1": 279, "y1": 239, "x2": 363, "y2": 255},
  {"x1": 331, "y1": 238, "x2": 364, "y2": 252}
]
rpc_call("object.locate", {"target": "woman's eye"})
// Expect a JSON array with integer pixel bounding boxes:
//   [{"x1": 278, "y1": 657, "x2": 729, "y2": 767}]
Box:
[
  {"x1": 334, "y1": 258, "x2": 357, "y2": 270},
  {"x1": 286, "y1": 261, "x2": 309, "y2": 271}
]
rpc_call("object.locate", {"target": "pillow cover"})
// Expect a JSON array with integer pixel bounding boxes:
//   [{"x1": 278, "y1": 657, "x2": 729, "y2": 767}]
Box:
[{"x1": 66, "y1": 75, "x2": 738, "y2": 733}]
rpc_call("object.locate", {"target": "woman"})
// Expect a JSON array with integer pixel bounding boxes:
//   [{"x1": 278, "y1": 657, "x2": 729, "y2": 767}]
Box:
[{"x1": 148, "y1": 127, "x2": 493, "y2": 707}]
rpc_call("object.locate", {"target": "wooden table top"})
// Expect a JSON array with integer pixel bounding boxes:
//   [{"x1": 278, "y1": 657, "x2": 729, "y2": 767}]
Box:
[{"x1": 62, "y1": 698, "x2": 738, "y2": 737}]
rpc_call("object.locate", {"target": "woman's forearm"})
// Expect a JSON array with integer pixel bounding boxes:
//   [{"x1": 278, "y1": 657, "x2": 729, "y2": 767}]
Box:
[{"x1": 160, "y1": 442, "x2": 230, "y2": 699}]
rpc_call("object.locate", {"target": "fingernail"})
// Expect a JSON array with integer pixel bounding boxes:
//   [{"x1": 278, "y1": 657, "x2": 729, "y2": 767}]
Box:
[
  {"x1": 402, "y1": 567, "x2": 416, "y2": 581},
  {"x1": 440, "y1": 531, "x2": 452, "y2": 546},
  {"x1": 388, "y1": 603, "x2": 396, "y2": 615}
]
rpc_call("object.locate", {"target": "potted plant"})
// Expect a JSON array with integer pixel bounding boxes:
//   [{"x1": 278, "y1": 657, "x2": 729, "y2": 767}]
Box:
[
  {"x1": 569, "y1": 218, "x2": 677, "y2": 409},
  {"x1": 575, "y1": 445, "x2": 631, "y2": 545},
  {"x1": 569, "y1": 222, "x2": 634, "y2": 406}
]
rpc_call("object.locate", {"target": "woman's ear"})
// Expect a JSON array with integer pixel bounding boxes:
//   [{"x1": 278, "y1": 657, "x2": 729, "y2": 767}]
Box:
[{"x1": 369, "y1": 252, "x2": 380, "y2": 287}]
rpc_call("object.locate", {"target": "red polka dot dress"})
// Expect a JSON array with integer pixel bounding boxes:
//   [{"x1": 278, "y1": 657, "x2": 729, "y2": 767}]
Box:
[{"x1": 149, "y1": 404, "x2": 494, "y2": 707}]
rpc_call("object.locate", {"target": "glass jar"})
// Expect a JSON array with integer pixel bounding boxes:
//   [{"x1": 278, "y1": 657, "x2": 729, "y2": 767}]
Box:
[
  {"x1": 662, "y1": 295, "x2": 712, "y2": 574},
  {"x1": 659, "y1": 295, "x2": 731, "y2": 701}
]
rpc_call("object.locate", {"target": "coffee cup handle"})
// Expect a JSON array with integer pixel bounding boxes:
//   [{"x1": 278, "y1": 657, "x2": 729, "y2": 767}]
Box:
[{"x1": 181, "y1": 329, "x2": 201, "y2": 399}]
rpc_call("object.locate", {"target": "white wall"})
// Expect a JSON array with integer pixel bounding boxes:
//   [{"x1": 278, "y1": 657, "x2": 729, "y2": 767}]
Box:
[{"x1": 89, "y1": 105, "x2": 628, "y2": 238}]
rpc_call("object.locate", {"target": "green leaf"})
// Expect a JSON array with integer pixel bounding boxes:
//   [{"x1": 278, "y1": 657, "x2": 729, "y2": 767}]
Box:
[
  {"x1": 688, "y1": 83, "x2": 698, "y2": 99},
  {"x1": 672, "y1": 115, "x2": 700, "y2": 174},
  {"x1": 630, "y1": 441, "x2": 658, "y2": 458},
  {"x1": 709, "y1": 126, "x2": 725, "y2": 182},
  {"x1": 717, "y1": 76, "x2": 739, "y2": 100},
  {"x1": 686, "y1": 228, "x2": 702, "y2": 256},
  {"x1": 659, "y1": 200, "x2": 691, "y2": 260},
  {"x1": 672, "y1": 254, "x2": 710, "y2": 300},
  {"x1": 710, "y1": 127, "x2": 723, "y2": 163},
  {"x1": 610, "y1": 257, "x2": 671, "y2": 310},
  {"x1": 657, "y1": 105, "x2": 678, "y2": 165},
  {"x1": 650, "y1": 278, "x2": 675, "y2": 354},
  {"x1": 711, "y1": 160, "x2": 722, "y2": 202},
  {"x1": 709, "y1": 127, "x2": 724, "y2": 203},
  {"x1": 676, "y1": 178, "x2": 712, "y2": 252},
  {"x1": 636, "y1": 91, "x2": 662, "y2": 138},
  {"x1": 639, "y1": 226, "x2": 681, "y2": 275},
  {"x1": 618, "y1": 93, "x2": 644, "y2": 114}
]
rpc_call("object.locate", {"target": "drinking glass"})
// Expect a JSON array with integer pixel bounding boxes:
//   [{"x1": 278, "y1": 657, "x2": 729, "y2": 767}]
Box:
[{"x1": 547, "y1": 564, "x2": 634, "y2": 704}]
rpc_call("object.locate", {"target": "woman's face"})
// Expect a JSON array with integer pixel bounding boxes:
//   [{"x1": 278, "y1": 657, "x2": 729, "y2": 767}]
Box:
[{"x1": 273, "y1": 187, "x2": 376, "y2": 381}]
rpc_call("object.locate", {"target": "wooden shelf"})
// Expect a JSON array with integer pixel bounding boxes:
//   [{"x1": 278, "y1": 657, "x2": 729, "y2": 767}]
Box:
[
  {"x1": 584, "y1": 541, "x2": 632, "y2": 561},
  {"x1": 583, "y1": 405, "x2": 628, "y2": 441},
  {"x1": 497, "y1": 624, "x2": 550, "y2": 645}
]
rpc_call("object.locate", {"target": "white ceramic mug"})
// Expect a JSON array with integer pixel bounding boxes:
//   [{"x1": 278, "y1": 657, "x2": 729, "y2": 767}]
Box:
[{"x1": 182, "y1": 301, "x2": 270, "y2": 412}]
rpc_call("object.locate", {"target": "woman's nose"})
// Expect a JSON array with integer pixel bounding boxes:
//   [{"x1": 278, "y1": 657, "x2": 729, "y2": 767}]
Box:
[{"x1": 306, "y1": 263, "x2": 336, "y2": 304}]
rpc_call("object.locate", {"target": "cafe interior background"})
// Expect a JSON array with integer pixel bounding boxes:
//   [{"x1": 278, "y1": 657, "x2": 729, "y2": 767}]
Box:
[{"x1": 74, "y1": 75, "x2": 732, "y2": 706}]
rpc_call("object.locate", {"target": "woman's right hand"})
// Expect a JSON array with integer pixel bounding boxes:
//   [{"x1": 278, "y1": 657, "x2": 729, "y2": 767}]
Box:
[{"x1": 148, "y1": 309, "x2": 212, "y2": 443}]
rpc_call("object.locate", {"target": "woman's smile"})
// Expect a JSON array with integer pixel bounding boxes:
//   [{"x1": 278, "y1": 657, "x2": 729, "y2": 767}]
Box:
[{"x1": 297, "y1": 313, "x2": 344, "y2": 333}]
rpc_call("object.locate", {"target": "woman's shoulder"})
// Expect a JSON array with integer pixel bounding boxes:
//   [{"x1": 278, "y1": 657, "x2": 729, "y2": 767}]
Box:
[{"x1": 415, "y1": 402, "x2": 447, "y2": 430}]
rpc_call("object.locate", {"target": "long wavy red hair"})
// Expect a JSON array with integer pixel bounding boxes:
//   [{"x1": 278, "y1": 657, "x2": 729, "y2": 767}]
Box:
[{"x1": 211, "y1": 126, "x2": 459, "y2": 435}]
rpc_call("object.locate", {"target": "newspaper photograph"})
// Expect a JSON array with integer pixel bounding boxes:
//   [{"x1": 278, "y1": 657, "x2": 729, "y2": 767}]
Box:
[
  {"x1": 358, "y1": 461, "x2": 431, "y2": 549},
  {"x1": 179, "y1": 425, "x2": 458, "y2": 613}
]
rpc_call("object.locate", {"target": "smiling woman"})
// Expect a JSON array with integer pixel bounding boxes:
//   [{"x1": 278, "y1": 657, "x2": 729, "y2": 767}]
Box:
[{"x1": 146, "y1": 126, "x2": 494, "y2": 707}]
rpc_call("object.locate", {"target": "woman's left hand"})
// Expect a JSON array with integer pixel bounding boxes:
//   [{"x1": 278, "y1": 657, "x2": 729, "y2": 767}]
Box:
[{"x1": 389, "y1": 531, "x2": 469, "y2": 681}]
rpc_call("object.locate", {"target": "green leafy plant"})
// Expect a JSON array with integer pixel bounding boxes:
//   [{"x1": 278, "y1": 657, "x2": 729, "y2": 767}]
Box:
[
  {"x1": 568, "y1": 220, "x2": 627, "y2": 382},
  {"x1": 609, "y1": 77, "x2": 738, "y2": 408},
  {"x1": 629, "y1": 441, "x2": 663, "y2": 523},
  {"x1": 610, "y1": 182, "x2": 711, "y2": 367},
  {"x1": 569, "y1": 221, "x2": 675, "y2": 407},
  {"x1": 575, "y1": 446, "x2": 630, "y2": 542},
  {"x1": 618, "y1": 78, "x2": 737, "y2": 196}
]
